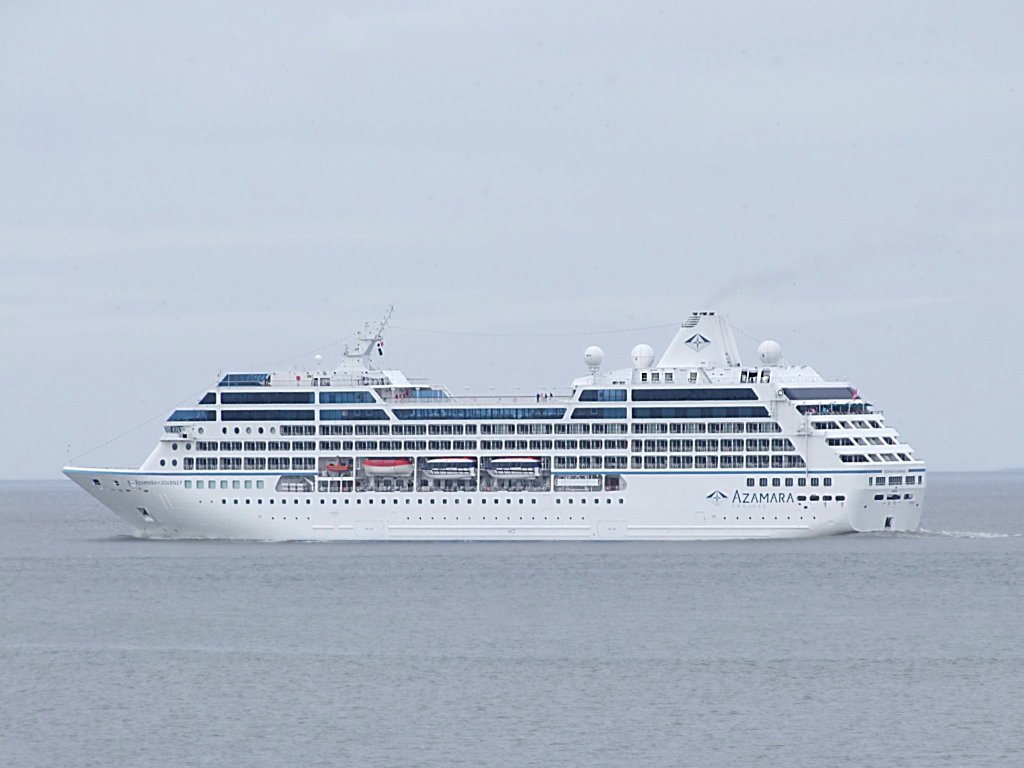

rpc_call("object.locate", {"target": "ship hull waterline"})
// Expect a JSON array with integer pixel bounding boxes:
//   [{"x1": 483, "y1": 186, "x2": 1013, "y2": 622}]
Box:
[{"x1": 65, "y1": 468, "x2": 923, "y2": 541}]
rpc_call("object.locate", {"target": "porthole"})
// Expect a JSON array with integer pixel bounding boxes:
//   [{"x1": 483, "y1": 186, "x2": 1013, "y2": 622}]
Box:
[
  {"x1": 172, "y1": 443, "x2": 178, "y2": 451},
  {"x1": 159, "y1": 459, "x2": 166, "y2": 466}
]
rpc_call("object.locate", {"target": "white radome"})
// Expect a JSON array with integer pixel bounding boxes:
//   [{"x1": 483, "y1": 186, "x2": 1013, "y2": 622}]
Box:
[
  {"x1": 631, "y1": 344, "x2": 655, "y2": 368},
  {"x1": 758, "y1": 340, "x2": 782, "y2": 366},
  {"x1": 584, "y1": 345, "x2": 605, "y2": 369}
]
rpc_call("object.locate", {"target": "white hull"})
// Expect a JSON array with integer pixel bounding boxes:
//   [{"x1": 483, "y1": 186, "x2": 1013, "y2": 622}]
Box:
[{"x1": 65, "y1": 468, "x2": 924, "y2": 541}]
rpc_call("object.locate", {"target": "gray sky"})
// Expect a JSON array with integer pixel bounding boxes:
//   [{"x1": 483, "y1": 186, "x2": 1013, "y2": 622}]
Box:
[{"x1": 1, "y1": 1, "x2": 1021, "y2": 478}]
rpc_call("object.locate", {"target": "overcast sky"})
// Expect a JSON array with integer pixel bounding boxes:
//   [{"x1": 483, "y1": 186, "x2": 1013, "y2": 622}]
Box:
[{"x1": 1, "y1": 1, "x2": 1021, "y2": 478}]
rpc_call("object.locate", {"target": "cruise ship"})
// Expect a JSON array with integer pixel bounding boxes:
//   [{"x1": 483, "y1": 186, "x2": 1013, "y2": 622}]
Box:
[{"x1": 64, "y1": 311, "x2": 924, "y2": 539}]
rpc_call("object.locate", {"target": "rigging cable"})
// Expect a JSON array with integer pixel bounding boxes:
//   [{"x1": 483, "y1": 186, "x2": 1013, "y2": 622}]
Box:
[{"x1": 389, "y1": 321, "x2": 679, "y2": 339}]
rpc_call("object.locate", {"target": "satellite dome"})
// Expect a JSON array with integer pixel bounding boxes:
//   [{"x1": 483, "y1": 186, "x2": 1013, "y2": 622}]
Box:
[
  {"x1": 584, "y1": 345, "x2": 605, "y2": 369},
  {"x1": 758, "y1": 340, "x2": 782, "y2": 366},
  {"x1": 631, "y1": 344, "x2": 655, "y2": 369}
]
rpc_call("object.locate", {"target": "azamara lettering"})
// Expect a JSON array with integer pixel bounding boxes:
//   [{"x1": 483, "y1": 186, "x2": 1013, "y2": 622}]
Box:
[{"x1": 732, "y1": 491, "x2": 795, "y2": 504}]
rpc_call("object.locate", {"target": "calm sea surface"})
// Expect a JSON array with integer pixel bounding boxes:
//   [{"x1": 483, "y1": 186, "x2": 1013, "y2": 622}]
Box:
[{"x1": 2, "y1": 473, "x2": 1023, "y2": 767}]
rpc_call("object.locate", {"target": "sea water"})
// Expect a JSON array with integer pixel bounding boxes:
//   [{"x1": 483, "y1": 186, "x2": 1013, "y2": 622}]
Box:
[{"x1": 1, "y1": 473, "x2": 1022, "y2": 767}]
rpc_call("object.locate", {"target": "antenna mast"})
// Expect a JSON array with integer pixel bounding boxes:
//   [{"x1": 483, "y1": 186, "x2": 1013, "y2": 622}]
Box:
[{"x1": 343, "y1": 305, "x2": 394, "y2": 369}]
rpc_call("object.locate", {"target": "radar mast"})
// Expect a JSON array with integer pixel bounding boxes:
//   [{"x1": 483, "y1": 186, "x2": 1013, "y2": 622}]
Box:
[{"x1": 341, "y1": 305, "x2": 394, "y2": 370}]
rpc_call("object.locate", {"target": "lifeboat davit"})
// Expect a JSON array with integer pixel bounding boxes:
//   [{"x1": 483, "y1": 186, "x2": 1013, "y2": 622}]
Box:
[{"x1": 363, "y1": 458, "x2": 415, "y2": 477}]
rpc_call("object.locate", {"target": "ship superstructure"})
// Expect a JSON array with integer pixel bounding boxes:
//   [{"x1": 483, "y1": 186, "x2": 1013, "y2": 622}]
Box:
[{"x1": 64, "y1": 311, "x2": 924, "y2": 539}]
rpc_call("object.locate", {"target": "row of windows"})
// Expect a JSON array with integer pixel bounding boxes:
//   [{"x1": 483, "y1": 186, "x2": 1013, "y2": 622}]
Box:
[
  {"x1": 188, "y1": 457, "x2": 317, "y2": 470},
  {"x1": 631, "y1": 388, "x2": 758, "y2": 402},
  {"x1": 222, "y1": 409, "x2": 315, "y2": 421},
  {"x1": 783, "y1": 387, "x2": 855, "y2": 400},
  {"x1": 176, "y1": 475, "x2": 850, "y2": 491},
  {"x1": 220, "y1": 392, "x2": 315, "y2": 405},
  {"x1": 326, "y1": 423, "x2": 630, "y2": 436},
  {"x1": 181, "y1": 401, "x2": 874, "y2": 425},
  {"x1": 281, "y1": 425, "x2": 317, "y2": 436},
  {"x1": 181, "y1": 434, "x2": 795, "y2": 454},
  {"x1": 187, "y1": 418, "x2": 781, "y2": 438},
  {"x1": 748, "y1": 476, "x2": 831, "y2": 487},
  {"x1": 321, "y1": 409, "x2": 389, "y2": 421},
  {"x1": 181, "y1": 439, "x2": 800, "y2": 456},
  {"x1": 827, "y1": 436, "x2": 898, "y2": 447},
  {"x1": 176, "y1": 452, "x2": 807, "y2": 471},
  {"x1": 203, "y1": 390, "x2": 380, "y2": 405},
  {"x1": 631, "y1": 438, "x2": 794, "y2": 452},
  {"x1": 169, "y1": 409, "x2": 217, "y2": 422},
  {"x1": 319, "y1": 391, "x2": 377, "y2": 404},
  {"x1": 632, "y1": 406, "x2": 770, "y2": 420},
  {"x1": 554, "y1": 456, "x2": 630, "y2": 469},
  {"x1": 394, "y1": 408, "x2": 567, "y2": 421},
  {"x1": 218, "y1": 373, "x2": 270, "y2": 386},
  {"x1": 327, "y1": 421, "x2": 774, "y2": 436},
  {"x1": 624, "y1": 455, "x2": 805, "y2": 469},
  {"x1": 840, "y1": 453, "x2": 913, "y2": 463},
  {"x1": 799, "y1": 403, "x2": 874, "y2": 416},
  {"x1": 187, "y1": 478, "x2": 266, "y2": 489},
  {"x1": 197, "y1": 441, "x2": 320, "y2": 452},
  {"x1": 869, "y1": 475, "x2": 923, "y2": 486},
  {"x1": 571, "y1": 408, "x2": 628, "y2": 420},
  {"x1": 813, "y1": 419, "x2": 884, "y2": 431},
  {"x1": 579, "y1": 389, "x2": 627, "y2": 402},
  {"x1": 181, "y1": 486, "x2": 627, "y2": 510}
]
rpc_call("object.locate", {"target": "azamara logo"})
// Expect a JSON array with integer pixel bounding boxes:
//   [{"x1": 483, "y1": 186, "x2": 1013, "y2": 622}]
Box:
[
  {"x1": 706, "y1": 490, "x2": 728, "y2": 505},
  {"x1": 732, "y1": 490, "x2": 795, "y2": 504}
]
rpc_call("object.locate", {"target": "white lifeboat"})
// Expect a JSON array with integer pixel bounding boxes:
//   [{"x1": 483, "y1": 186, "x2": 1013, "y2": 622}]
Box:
[
  {"x1": 485, "y1": 457, "x2": 541, "y2": 479},
  {"x1": 421, "y1": 457, "x2": 477, "y2": 478},
  {"x1": 363, "y1": 458, "x2": 415, "y2": 477}
]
